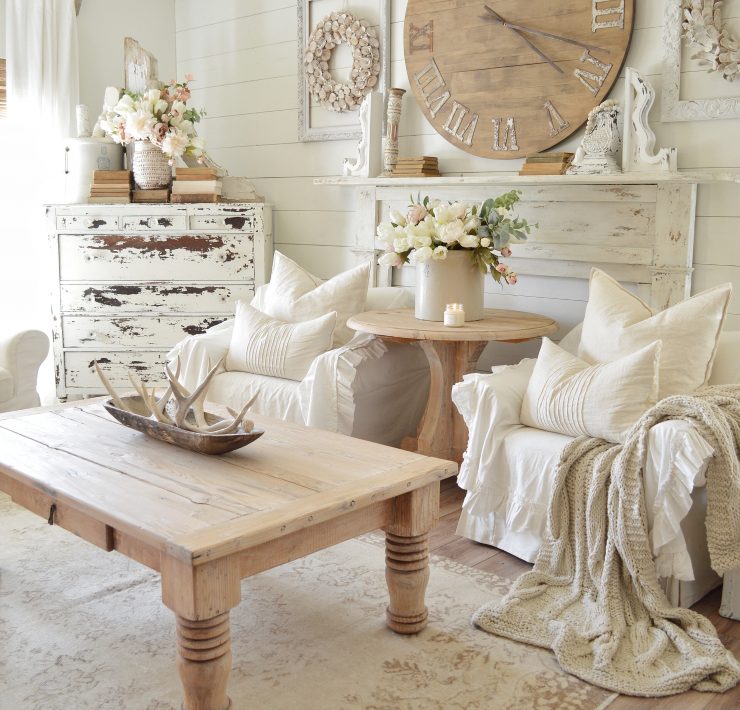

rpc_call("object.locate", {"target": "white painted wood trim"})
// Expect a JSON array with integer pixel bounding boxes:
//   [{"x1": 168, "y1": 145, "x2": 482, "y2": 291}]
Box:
[
  {"x1": 662, "y1": 0, "x2": 740, "y2": 122},
  {"x1": 297, "y1": 0, "x2": 391, "y2": 142},
  {"x1": 314, "y1": 172, "x2": 740, "y2": 187},
  {"x1": 334, "y1": 178, "x2": 698, "y2": 312}
]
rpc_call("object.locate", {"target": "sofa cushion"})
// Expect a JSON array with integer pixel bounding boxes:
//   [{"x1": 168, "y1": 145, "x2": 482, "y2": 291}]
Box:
[
  {"x1": 261, "y1": 252, "x2": 370, "y2": 347},
  {"x1": 521, "y1": 337, "x2": 660, "y2": 443},
  {"x1": 0, "y1": 366, "x2": 13, "y2": 402},
  {"x1": 226, "y1": 301, "x2": 336, "y2": 381},
  {"x1": 579, "y1": 268, "x2": 731, "y2": 398},
  {"x1": 205, "y1": 371, "x2": 304, "y2": 424}
]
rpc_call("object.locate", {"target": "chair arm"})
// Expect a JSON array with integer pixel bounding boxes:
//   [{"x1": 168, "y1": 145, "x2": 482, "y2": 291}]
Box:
[
  {"x1": 0, "y1": 330, "x2": 49, "y2": 405},
  {"x1": 167, "y1": 320, "x2": 233, "y2": 394},
  {"x1": 451, "y1": 359, "x2": 536, "y2": 490},
  {"x1": 645, "y1": 420, "x2": 714, "y2": 582},
  {"x1": 298, "y1": 333, "x2": 389, "y2": 435}
]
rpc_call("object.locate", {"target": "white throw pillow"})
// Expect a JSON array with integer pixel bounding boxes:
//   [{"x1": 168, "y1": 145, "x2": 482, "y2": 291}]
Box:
[
  {"x1": 579, "y1": 269, "x2": 731, "y2": 398},
  {"x1": 226, "y1": 301, "x2": 336, "y2": 381},
  {"x1": 521, "y1": 337, "x2": 661, "y2": 444},
  {"x1": 262, "y1": 252, "x2": 370, "y2": 346}
]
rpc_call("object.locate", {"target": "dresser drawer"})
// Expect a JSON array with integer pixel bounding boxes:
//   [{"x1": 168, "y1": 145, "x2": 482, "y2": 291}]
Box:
[
  {"x1": 60, "y1": 282, "x2": 253, "y2": 314},
  {"x1": 56, "y1": 214, "x2": 120, "y2": 232},
  {"x1": 62, "y1": 315, "x2": 229, "y2": 349},
  {"x1": 120, "y1": 214, "x2": 188, "y2": 231},
  {"x1": 189, "y1": 213, "x2": 260, "y2": 232},
  {"x1": 65, "y1": 351, "x2": 168, "y2": 389},
  {"x1": 58, "y1": 233, "x2": 255, "y2": 281}
]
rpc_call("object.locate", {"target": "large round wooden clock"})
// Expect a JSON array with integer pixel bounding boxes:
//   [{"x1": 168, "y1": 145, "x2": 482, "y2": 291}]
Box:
[{"x1": 404, "y1": 0, "x2": 634, "y2": 159}]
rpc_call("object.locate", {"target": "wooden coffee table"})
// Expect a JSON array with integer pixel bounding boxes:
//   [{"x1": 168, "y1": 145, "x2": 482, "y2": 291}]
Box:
[
  {"x1": 0, "y1": 402, "x2": 457, "y2": 710},
  {"x1": 348, "y1": 308, "x2": 558, "y2": 463}
]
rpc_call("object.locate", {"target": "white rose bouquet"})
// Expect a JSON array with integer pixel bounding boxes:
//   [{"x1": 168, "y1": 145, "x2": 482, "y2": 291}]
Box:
[
  {"x1": 99, "y1": 75, "x2": 206, "y2": 161},
  {"x1": 376, "y1": 190, "x2": 534, "y2": 285}
]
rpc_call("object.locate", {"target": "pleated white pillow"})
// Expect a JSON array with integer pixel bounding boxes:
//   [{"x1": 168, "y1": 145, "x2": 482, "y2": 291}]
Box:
[
  {"x1": 579, "y1": 269, "x2": 731, "y2": 398},
  {"x1": 521, "y1": 337, "x2": 661, "y2": 444},
  {"x1": 226, "y1": 301, "x2": 336, "y2": 381},
  {"x1": 262, "y1": 252, "x2": 370, "y2": 347}
]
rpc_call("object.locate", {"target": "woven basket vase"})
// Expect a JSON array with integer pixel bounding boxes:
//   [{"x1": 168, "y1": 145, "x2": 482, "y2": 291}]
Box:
[{"x1": 132, "y1": 140, "x2": 172, "y2": 189}]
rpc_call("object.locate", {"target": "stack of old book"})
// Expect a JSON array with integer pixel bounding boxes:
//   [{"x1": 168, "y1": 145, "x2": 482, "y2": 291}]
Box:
[
  {"x1": 391, "y1": 156, "x2": 440, "y2": 177},
  {"x1": 519, "y1": 152, "x2": 574, "y2": 176},
  {"x1": 88, "y1": 170, "x2": 132, "y2": 203},
  {"x1": 132, "y1": 187, "x2": 170, "y2": 203},
  {"x1": 171, "y1": 167, "x2": 222, "y2": 203}
]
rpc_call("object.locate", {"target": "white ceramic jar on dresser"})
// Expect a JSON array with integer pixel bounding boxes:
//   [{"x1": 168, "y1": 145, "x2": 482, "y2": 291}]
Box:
[{"x1": 46, "y1": 202, "x2": 272, "y2": 399}]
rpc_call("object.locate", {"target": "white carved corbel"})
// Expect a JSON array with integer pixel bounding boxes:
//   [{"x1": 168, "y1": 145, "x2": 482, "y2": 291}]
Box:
[
  {"x1": 622, "y1": 67, "x2": 677, "y2": 173},
  {"x1": 342, "y1": 92, "x2": 383, "y2": 178}
]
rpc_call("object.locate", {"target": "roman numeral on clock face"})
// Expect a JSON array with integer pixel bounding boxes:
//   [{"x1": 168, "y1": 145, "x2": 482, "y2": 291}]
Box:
[
  {"x1": 413, "y1": 59, "x2": 451, "y2": 117},
  {"x1": 574, "y1": 50, "x2": 613, "y2": 95},
  {"x1": 409, "y1": 20, "x2": 433, "y2": 53},
  {"x1": 592, "y1": 0, "x2": 625, "y2": 31},
  {"x1": 543, "y1": 100, "x2": 569, "y2": 137},
  {"x1": 492, "y1": 117, "x2": 519, "y2": 151},
  {"x1": 443, "y1": 101, "x2": 479, "y2": 146}
]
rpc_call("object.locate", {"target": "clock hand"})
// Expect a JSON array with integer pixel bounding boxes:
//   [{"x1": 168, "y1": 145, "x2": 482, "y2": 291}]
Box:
[
  {"x1": 483, "y1": 5, "x2": 564, "y2": 75},
  {"x1": 483, "y1": 5, "x2": 609, "y2": 54}
]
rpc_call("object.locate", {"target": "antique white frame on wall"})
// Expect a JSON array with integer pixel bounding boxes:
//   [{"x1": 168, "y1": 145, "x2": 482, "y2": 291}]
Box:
[
  {"x1": 662, "y1": 0, "x2": 740, "y2": 121},
  {"x1": 297, "y1": 0, "x2": 390, "y2": 142}
]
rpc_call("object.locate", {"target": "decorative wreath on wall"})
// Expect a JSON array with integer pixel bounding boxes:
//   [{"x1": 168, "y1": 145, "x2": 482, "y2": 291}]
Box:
[
  {"x1": 682, "y1": 0, "x2": 740, "y2": 82},
  {"x1": 303, "y1": 11, "x2": 380, "y2": 113}
]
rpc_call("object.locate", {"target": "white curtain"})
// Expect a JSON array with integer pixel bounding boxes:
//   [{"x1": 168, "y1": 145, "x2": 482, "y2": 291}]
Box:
[{"x1": 1, "y1": 0, "x2": 78, "y2": 400}]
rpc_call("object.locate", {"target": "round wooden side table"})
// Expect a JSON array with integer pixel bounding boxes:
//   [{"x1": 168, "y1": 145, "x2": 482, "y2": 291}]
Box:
[{"x1": 348, "y1": 308, "x2": 558, "y2": 463}]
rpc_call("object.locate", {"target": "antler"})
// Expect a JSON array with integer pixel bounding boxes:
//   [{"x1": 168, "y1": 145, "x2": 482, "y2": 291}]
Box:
[{"x1": 96, "y1": 356, "x2": 257, "y2": 437}]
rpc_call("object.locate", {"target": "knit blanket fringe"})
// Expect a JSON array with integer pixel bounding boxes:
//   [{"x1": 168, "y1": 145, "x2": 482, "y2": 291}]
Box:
[{"x1": 473, "y1": 385, "x2": 740, "y2": 697}]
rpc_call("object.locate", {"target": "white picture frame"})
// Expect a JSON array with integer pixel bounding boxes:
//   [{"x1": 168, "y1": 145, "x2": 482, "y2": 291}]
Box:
[
  {"x1": 662, "y1": 0, "x2": 740, "y2": 121},
  {"x1": 297, "y1": 0, "x2": 390, "y2": 142}
]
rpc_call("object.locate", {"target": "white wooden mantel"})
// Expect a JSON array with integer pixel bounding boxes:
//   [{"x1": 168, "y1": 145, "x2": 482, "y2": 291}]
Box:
[{"x1": 315, "y1": 172, "x2": 740, "y2": 310}]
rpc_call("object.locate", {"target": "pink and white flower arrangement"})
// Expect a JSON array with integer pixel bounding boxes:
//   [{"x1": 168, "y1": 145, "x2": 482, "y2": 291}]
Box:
[
  {"x1": 376, "y1": 190, "x2": 533, "y2": 285},
  {"x1": 99, "y1": 77, "x2": 206, "y2": 161}
]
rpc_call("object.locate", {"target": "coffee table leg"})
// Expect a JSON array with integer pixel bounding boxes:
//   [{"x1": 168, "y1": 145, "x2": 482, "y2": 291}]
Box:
[
  {"x1": 176, "y1": 613, "x2": 232, "y2": 710},
  {"x1": 161, "y1": 556, "x2": 241, "y2": 710},
  {"x1": 385, "y1": 531, "x2": 430, "y2": 633},
  {"x1": 384, "y1": 482, "x2": 439, "y2": 634}
]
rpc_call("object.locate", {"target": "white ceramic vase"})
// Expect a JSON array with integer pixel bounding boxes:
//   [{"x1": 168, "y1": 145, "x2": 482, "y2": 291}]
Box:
[
  {"x1": 415, "y1": 250, "x2": 484, "y2": 321},
  {"x1": 132, "y1": 140, "x2": 172, "y2": 190}
]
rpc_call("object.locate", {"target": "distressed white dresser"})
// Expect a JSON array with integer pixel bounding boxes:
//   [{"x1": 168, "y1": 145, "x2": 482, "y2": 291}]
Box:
[{"x1": 46, "y1": 203, "x2": 272, "y2": 399}]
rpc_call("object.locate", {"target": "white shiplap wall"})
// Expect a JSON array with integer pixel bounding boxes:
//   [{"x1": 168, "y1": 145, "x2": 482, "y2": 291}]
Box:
[{"x1": 175, "y1": 0, "x2": 740, "y2": 362}]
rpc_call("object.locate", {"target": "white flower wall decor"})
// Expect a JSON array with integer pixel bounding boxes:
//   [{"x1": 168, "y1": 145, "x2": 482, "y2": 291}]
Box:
[
  {"x1": 682, "y1": 0, "x2": 740, "y2": 82},
  {"x1": 663, "y1": 0, "x2": 740, "y2": 120}
]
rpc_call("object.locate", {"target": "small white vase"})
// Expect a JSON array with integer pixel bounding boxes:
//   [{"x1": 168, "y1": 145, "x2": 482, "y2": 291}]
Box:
[
  {"x1": 415, "y1": 250, "x2": 484, "y2": 321},
  {"x1": 132, "y1": 141, "x2": 172, "y2": 190}
]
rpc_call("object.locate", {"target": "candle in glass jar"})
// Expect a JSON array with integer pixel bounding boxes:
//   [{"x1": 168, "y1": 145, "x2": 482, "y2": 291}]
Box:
[{"x1": 444, "y1": 303, "x2": 465, "y2": 327}]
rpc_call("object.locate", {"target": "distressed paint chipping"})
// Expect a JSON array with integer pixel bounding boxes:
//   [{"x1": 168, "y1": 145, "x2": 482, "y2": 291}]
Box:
[
  {"x1": 88, "y1": 234, "x2": 226, "y2": 256},
  {"x1": 50, "y1": 203, "x2": 271, "y2": 397},
  {"x1": 224, "y1": 217, "x2": 247, "y2": 230},
  {"x1": 182, "y1": 318, "x2": 227, "y2": 335}
]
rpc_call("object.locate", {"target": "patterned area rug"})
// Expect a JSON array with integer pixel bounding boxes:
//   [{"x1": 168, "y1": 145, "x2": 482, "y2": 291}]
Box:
[{"x1": 0, "y1": 494, "x2": 615, "y2": 710}]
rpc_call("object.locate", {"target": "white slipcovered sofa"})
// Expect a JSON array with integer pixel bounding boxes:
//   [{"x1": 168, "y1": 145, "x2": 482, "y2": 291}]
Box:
[
  {"x1": 168, "y1": 286, "x2": 429, "y2": 446},
  {"x1": 0, "y1": 329, "x2": 49, "y2": 413},
  {"x1": 452, "y1": 326, "x2": 740, "y2": 610}
]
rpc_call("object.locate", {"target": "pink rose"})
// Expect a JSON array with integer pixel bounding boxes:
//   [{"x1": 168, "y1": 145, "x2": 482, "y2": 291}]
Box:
[
  {"x1": 501, "y1": 246, "x2": 512, "y2": 257},
  {"x1": 506, "y1": 273, "x2": 518, "y2": 285},
  {"x1": 496, "y1": 264, "x2": 508, "y2": 274},
  {"x1": 406, "y1": 204, "x2": 428, "y2": 226},
  {"x1": 185, "y1": 73, "x2": 195, "y2": 82}
]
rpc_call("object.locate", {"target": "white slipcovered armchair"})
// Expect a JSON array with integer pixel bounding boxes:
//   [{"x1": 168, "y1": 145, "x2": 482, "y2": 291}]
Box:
[
  {"x1": 452, "y1": 326, "x2": 740, "y2": 611},
  {"x1": 167, "y1": 287, "x2": 429, "y2": 446},
  {"x1": 0, "y1": 330, "x2": 49, "y2": 413}
]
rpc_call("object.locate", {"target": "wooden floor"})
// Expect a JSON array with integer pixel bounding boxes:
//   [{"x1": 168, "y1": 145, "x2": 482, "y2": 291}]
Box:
[{"x1": 433, "y1": 479, "x2": 740, "y2": 709}]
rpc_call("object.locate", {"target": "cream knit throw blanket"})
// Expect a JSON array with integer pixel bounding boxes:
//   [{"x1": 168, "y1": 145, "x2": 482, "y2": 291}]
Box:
[{"x1": 473, "y1": 385, "x2": 740, "y2": 697}]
